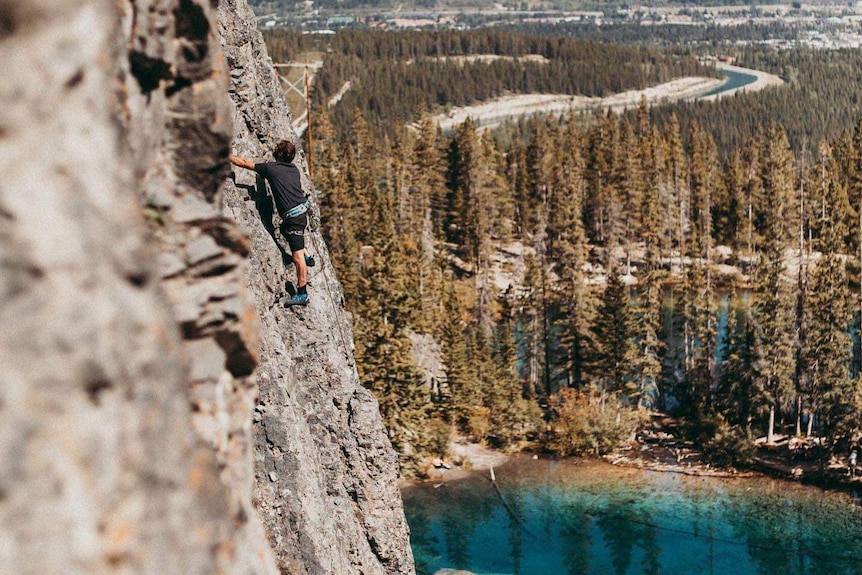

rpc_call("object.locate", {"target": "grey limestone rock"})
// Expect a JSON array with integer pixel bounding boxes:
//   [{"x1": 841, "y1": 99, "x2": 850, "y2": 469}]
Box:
[
  {"x1": 0, "y1": 0, "x2": 254, "y2": 572},
  {"x1": 1, "y1": 0, "x2": 416, "y2": 573},
  {"x1": 217, "y1": 1, "x2": 416, "y2": 573}
]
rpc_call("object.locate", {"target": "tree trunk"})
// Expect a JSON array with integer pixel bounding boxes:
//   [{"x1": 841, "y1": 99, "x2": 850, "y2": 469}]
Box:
[
  {"x1": 768, "y1": 403, "x2": 776, "y2": 443},
  {"x1": 795, "y1": 395, "x2": 802, "y2": 437}
]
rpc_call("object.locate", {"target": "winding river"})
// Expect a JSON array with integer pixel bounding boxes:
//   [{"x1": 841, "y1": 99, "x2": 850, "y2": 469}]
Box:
[
  {"x1": 403, "y1": 457, "x2": 862, "y2": 575},
  {"x1": 700, "y1": 67, "x2": 759, "y2": 98},
  {"x1": 434, "y1": 64, "x2": 782, "y2": 130}
]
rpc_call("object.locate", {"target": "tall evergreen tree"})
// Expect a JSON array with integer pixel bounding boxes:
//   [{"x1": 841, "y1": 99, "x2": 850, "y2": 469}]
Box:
[
  {"x1": 640, "y1": 126, "x2": 663, "y2": 272},
  {"x1": 631, "y1": 271, "x2": 665, "y2": 409},
  {"x1": 552, "y1": 112, "x2": 596, "y2": 391},
  {"x1": 617, "y1": 119, "x2": 643, "y2": 272},
  {"x1": 438, "y1": 281, "x2": 475, "y2": 425},
  {"x1": 719, "y1": 148, "x2": 747, "y2": 250},
  {"x1": 803, "y1": 148, "x2": 856, "y2": 450},
  {"x1": 757, "y1": 124, "x2": 797, "y2": 247},
  {"x1": 663, "y1": 114, "x2": 689, "y2": 259},
  {"x1": 447, "y1": 120, "x2": 509, "y2": 335},
  {"x1": 585, "y1": 110, "x2": 621, "y2": 250},
  {"x1": 679, "y1": 261, "x2": 717, "y2": 418},
  {"x1": 353, "y1": 184, "x2": 430, "y2": 463},
  {"x1": 741, "y1": 137, "x2": 763, "y2": 256},
  {"x1": 688, "y1": 121, "x2": 719, "y2": 259},
  {"x1": 717, "y1": 288, "x2": 761, "y2": 432},
  {"x1": 414, "y1": 117, "x2": 448, "y2": 239},
  {"x1": 750, "y1": 125, "x2": 797, "y2": 442},
  {"x1": 848, "y1": 120, "x2": 862, "y2": 381},
  {"x1": 752, "y1": 241, "x2": 795, "y2": 443},
  {"x1": 593, "y1": 267, "x2": 637, "y2": 400}
]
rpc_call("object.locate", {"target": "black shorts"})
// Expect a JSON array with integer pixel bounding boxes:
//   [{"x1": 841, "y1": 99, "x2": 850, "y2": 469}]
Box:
[{"x1": 280, "y1": 213, "x2": 307, "y2": 252}]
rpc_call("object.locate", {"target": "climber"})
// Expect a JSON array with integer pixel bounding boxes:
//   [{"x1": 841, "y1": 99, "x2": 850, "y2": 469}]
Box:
[{"x1": 230, "y1": 140, "x2": 311, "y2": 306}]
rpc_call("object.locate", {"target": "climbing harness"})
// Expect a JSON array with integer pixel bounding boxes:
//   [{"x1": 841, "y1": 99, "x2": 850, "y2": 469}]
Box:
[{"x1": 284, "y1": 200, "x2": 309, "y2": 219}]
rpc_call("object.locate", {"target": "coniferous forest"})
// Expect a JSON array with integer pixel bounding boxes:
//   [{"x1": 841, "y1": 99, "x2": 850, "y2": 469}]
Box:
[{"x1": 265, "y1": 29, "x2": 862, "y2": 474}]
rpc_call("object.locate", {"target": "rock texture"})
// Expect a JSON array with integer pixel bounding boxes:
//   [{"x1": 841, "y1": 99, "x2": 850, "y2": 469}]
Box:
[
  {"x1": 0, "y1": 0, "x2": 255, "y2": 571},
  {"x1": 218, "y1": 2, "x2": 415, "y2": 573},
  {"x1": 0, "y1": 0, "x2": 414, "y2": 573}
]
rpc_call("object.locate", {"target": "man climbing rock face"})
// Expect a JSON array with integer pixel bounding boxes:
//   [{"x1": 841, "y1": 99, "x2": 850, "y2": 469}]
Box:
[{"x1": 230, "y1": 140, "x2": 310, "y2": 306}]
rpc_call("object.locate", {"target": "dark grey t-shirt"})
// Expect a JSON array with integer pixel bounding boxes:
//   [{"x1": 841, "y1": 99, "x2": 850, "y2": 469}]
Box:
[{"x1": 254, "y1": 161, "x2": 305, "y2": 217}]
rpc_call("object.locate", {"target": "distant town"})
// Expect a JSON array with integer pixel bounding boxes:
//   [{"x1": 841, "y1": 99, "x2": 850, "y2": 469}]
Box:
[{"x1": 254, "y1": 1, "x2": 862, "y2": 49}]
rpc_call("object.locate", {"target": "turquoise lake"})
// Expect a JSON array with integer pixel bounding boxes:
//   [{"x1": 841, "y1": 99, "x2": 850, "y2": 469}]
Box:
[{"x1": 402, "y1": 457, "x2": 862, "y2": 575}]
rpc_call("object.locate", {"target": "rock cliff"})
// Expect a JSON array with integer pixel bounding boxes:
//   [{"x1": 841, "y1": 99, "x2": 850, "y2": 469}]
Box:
[
  {"x1": 0, "y1": 0, "x2": 414, "y2": 573},
  {"x1": 218, "y1": 1, "x2": 415, "y2": 573}
]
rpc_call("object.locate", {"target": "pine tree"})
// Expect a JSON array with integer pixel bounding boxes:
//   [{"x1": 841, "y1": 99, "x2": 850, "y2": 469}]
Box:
[
  {"x1": 717, "y1": 287, "x2": 761, "y2": 432},
  {"x1": 413, "y1": 117, "x2": 447, "y2": 240},
  {"x1": 618, "y1": 119, "x2": 643, "y2": 273},
  {"x1": 406, "y1": 120, "x2": 449, "y2": 331},
  {"x1": 805, "y1": 258, "x2": 852, "y2": 441},
  {"x1": 584, "y1": 110, "x2": 621, "y2": 250},
  {"x1": 345, "y1": 110, "x2": 382, "y2": 247},
  {"x1": 446, "y1": 120, "x2": 509, "y2": 334},
  {"x1": 631, "y1": 270, "x2": 665, "y2": 409},
  {"x1": 749, "y1": 125, "x2": 797, "y2": 442},
  {"x1": 804, "y1": 146, "x2": 856, "y2": 452},
  {"x1": 848, "y1": 120, "x2": 862, "y2": 382},
  {"x1": 847, "y1": 117, "x2": 862, "y2": 226},
  {"x1": 521, "y1": 250, "x2": 554, "y2": 398},
  {"x1": 688, "y1": 121, "x2": 719, "y2": 259},
  {"x1": 640, "y1": 127, "x2": 663, "y2": 273},
  {"x1": 738, "y1": 137, "x2": 762, "y2": 257},
  {"x1": 792, "y1": 155, "x2": 810, "y2": 438},
  {"x1": 547, "y1": 114, "x2": 584, "y2": 262},
  {"x1": 446, "y1": 118, "x2": 477, "y2": 251},
  {"x1": 506, "y1": 139, "x2": 531, "y2": 239},
  {"x1": 485, "y1": 295, "x2": 542, "y2": 446},
  {"x1": 353, "y1": 190, "x2": 430, "y2": 463},
  {"x1": 318, "y1": 117, "x2": 360, "y2": 298},
  {"x1": 679, "y1": 261, "x2": 717, "y2": 418},
  {"x1": 389, "y1": 130, "x2": 412, "y2": 238},
  {"x1": 593, "y1": 267, "x2": 637, "y2": 400},
  {"x1": 757, "y1": 124, "x2": 797, "y2": 248},
  {"x1": 812, "y1": 141, "x2": 852, "y2": 251},
  {"x1": 663, "y1": 114, "x2": 689, "y2": 260},
  {"x1": 552, "y1": 111, "x2": 596, "y2": 391},
  {"x1": 720, "y1": 148, "x2": 747, "y2": 251},
  {"x1": 752, "y1": 240, "x2": 795, "y2": 443},
  {"x1": 438, "y1": 281, "x2": 476, "y2": 425},
  {"x1": 311, "y1": 106, "x2": 340, "y2": 196},
  {"x1": 523, "y1": 118, "x2": 558, "y2": 239}
]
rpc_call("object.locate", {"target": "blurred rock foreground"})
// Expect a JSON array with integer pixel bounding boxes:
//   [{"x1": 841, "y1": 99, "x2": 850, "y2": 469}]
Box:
[{"x1": 0, "y1": 0, "x2": 414, "y2": 573}]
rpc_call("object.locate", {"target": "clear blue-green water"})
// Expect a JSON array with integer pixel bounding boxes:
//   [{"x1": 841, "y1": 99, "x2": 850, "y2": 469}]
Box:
[
  {"x1": 403, "y1": 457, "x2": 862, "y2": 575},
  {"x1": 699, "y1": 68, "x2": 758, "y2": 98}
]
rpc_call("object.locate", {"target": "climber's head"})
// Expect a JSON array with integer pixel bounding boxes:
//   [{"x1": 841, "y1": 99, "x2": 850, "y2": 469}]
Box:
[{"x1": 274, "y1": 140, "x2": 296, "y2": 163}]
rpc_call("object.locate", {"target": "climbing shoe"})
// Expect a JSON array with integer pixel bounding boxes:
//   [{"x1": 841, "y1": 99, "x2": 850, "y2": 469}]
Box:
[
  {"x1": 305, "y1": 254, "x2": 316, "y2": 267},
  {"x1": 283, "y1": 293, "x2": 309, "y2": 307}
]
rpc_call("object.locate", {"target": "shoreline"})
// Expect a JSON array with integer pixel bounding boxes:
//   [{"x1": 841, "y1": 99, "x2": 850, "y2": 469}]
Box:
[
  {"x1": 405, "y1": 441, "x2": 511, "y2": 486},
  {"x1": 700, "y1": 63, "x2": 785, "y2": 102},
  {"x1": 431, "y1": 63, "x2": 782, "y2": 131},
  {"x1": 406, "y1": 440, "x2": 862, "y2": 497},
  {"x1": 433, "y1": 76, "x2": 724, "y2": 131}
]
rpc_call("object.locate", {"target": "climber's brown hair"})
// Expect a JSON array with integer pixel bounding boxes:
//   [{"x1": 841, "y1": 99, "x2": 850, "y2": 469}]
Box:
[{"x1": 273, "y1": 140, "x2": 296, "y2": 163}]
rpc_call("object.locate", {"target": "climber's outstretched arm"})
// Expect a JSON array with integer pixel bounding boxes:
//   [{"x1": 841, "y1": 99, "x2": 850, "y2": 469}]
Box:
[{"x1": 229, "y1": 155, "x2": 255, "y2": 170}]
